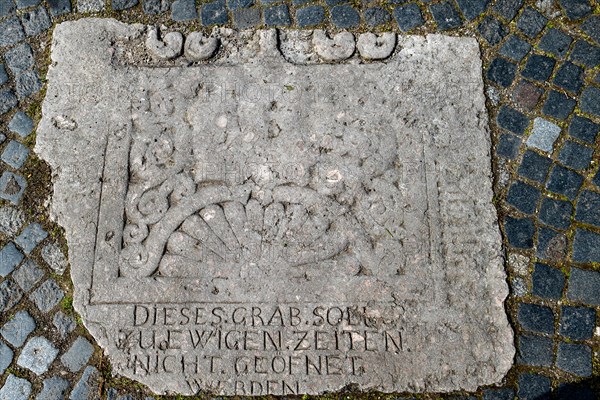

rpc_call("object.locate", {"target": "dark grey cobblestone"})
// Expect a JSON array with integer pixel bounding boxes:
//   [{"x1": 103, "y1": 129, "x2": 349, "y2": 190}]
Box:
[
  {"x1": 538, "y1": 28, "x2": 572, "y2": 58},
  {"x1": 21, "y1": 6, "x2": 52, "y2": 37},
  {"x1": 569, "y1": 115, "x2": 598, "y2": 143},
  {"x1": 12, "y1": 259, "x2": 44, "y2": 291},
  {"x1": 331, "y1": 4, "x2": 360, "y2": 28},
  {"x1": 517, "y1": 333, "x2": 553, "y2": 366},
  {"x1": 531, "y1": 262, "x2": 565, "y2": 299},
  {"x1": 0, "y1": 241, "x2": 23, "y2": 277},
  {"x1": 201, "y1": 0, "x2": 228, "y2": 25},
  {"x1": 455, "y1": 0, "x2": 489, "y2": 21},
  {"x1": 364, "y1": 7, "x2": 390, "y2": 27},
  {"x1": 0, "y1": 17, "x2": 25, "y2": 47},
  {"x1": 517, "y1": 7, "x2": 547, "y2": 38},
  {"x1": 296, "y1": 5, "x2": 324, "y2": 27},
  {"x1": 517, "y1": 303, "x2": 554, "y2": 334},
  {"x1": 53, "y1": 311, "x2": 76, "y2": 337},
  {"x1": 556, "y1": 342, "x2": 592, "y2": 377},
  {"x1": 70, "y1": 365, "x2": 100, "y2": 400},
  {"x1": 0, "y1": 310, "x2": 35, "y2": 347},
  {"x1": 430, "y1": 1, "x2": 462, "y2": 31},
  {"x1": 264, "y1": 4, "x2": 290, "y2": 27},
  {"x1": 517, "y1": 373, "x2": 551, "y2": 399},
  {"x1": 499, "y1": 35, "x2": 531, "y2": 61},
  {"x1": 518, "y1": 150, "x2": 551, "y2": 183},
  {"x1": 478, "y1": 16, "x2": 508, "y2": 45},
  {"x1": 538, "y1": 196, "x2": 572, "y2": 230},
  {"x1": 15, "y1": 222, "x2": 47, "y2": 254},
  {"x1": 0, "y1": 171, "x2": 26, "y2": 204},
  {"x1": 487, "y1": 57, "x2": 517, "y2": 88},
  {"x1": 393, "y1": 3, "x2": 424, "y2": 32},
  {"x1": 17, "y1": 336, "x2": 59, "y2": 375},
  {"x1": 559, "y1": 305, "x2": 595, "y2": 340},
  {"x1": 37, "y1": 376, "x2": 70, "y2": 400},
  {"x1": 0, "y1": 278, "x2": 23, "y2": 312},
  {"x1": 29, "y1": 278, "x2": 64, "y2": 312},
  {"x1": 0, "y1": 374, "x2": 31, "y2": 398},
  {"x1": 558, "y1": 0, "x2": 591, "y2": 20},
  {"x1": 170, "y1": 0, "x2": 196, "y2": 21}
]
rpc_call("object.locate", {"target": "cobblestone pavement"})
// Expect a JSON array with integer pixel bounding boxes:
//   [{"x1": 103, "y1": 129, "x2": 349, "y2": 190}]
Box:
[{"x1": 0, "y1": 0, "x2": 599, "y2": 398}]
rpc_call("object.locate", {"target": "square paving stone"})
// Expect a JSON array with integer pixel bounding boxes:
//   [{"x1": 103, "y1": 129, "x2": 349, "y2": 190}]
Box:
[
  {"x1": 170, "y1": 0, "x2": 197, "y2": 21},
  {"x1": 264, "y1": 4, "x2": 290, "y2": 26},
  {"x1": 559, "y1": 305, "x2": 595, "y2": 340},
  {"x1": 499, "y1": 35, "x2": 531, "y2": 61},
  {"x1": 393, "y1": 3, "x2": 424, "y2": 32},
  {"x1": 4, "y1": 43, "x2": 35, "y2": 75},
  {"x1": 201, "y1": 0, "x2": 228, "y2": 25},
  {"x1": 1, "y1": 140, "x2": 29, "y2": 169},
  {"x1": 496, "y1": 133, "x2": 521, "y2": 159},
  {"x1": 569, "y1": 39, "x2": 600, "y2": 68},
  {"x1": 511, "y1": 80, "x2": 542, "y2": 111},
  {"x1": 0, "y1": 0, "x2": 16, "y2": 16},
  {"x1": 517, "y1": 7, "x2": 547, "y2": 38},
  {"x1": 546, "y1": 165, "x2": 583, "y2": 199},
  {"x1": 517, "y1": 373, "x2": 551, "y2": 399},
  {"x1": 553, "y1": 62, "x2": 583, "y2": 93},
  {"x1": 15, "y1": 222, "x2": 47, "y2": 254},
  {"x1": 557, "y1": 342, "x2": 592, "y2": 376},
  {"x1": 8, "y1": 111, "x2": 34, "y2": 138},
  {"x1": 70, "y1": 366, "x2": 100, "y2": 400},
  {"x1": 506, "y1": 180, "x2": 540, "y2": 214},
  {"x1": 517, "y1": 303, "x2": 554, "y2": 334},
  {"x1": 497, "y1": 105, "x2": 529, "y2": 134},
  {"x1": 521, "y1": 54, "x2": 555, "y2": 82},
  {"x1": 20, "y1": 6, "x2": 51, "y2": 36},
  {"x1": 0, "y1": 310, "x2": 36, "y2": 347},
  {"x1": 0, "y1": 89, "x2": 18, "y2": 116},
  {"x1": 53, "y1": 311, "x2": 76, "y2": 337},
  {"x1": 47, "y1": 0, "x2": 71, "y2": 15},
  {"x1": 455, "y1": 0, "x2": 489, "y2": 21},
  {"x1": 558, "y1": 0, "x2": 591, "y2": 20},
  {"x1": 538, "y1": 28, "x2": 572, "y2": 58},
  {"x1": 487, "y1": 57, "x2": 516, "y2": 88},
  {"x1": 526, "y1": 117, "x2": 561, "y2": 153},
  {"x1": 0, "y1": 16, "x2": 25, "y2": 47},
  {"x1": 581, "y1": 15, "x2": 600, "y2": 45},
  {"x1": 576, "y1": 190, "x2": 600, "y2": 227},
  {"x1": 0, "y1": 374, "x2": 31, "y2": 399},
  {"x1": 493, "y1": 0, "x2": 523, "y2": 22},
  {"x1": 430, "y1": 1, "x2": 462, "y2": 31},
  {"x1": 572, "y1": 228, "x2": 600, "y2": 264},
  {"x1": 29, "y1": 278, "x2": 64, "y2": 312},
  {"x1": 0, "y1": 279, "x2": 23, "y2": 312},
  {"x1": 477, "y1": 16, "x2": 508, "y2": 45},
  {"x1": 568, "y1": 116, "x2": 598, "y2": 144},
  {"x1": 41, "y1": 243, "x2": 68, "y2": 275},
  {"x1": 567, "y1": 265, "x2": 600, "y2": 304},
  {"x1": 518, "y1": 150, "x2": 551, "y2": 183},
  {"x1": 532, "y1": 262, "x2": 565, "y2": 299},
  {"x1": 61, "y1": 336, "x2": 94, "y2": 372},
  {"x1": 12, "y1": 259, "x2": 44, "y2": 291},
  {"x1": 17, "y1": 336, "x2": 59, "y2": 375},
  {"x1": 0, "y1": 340, "x2": 13, "y2": 375},
  {"x1": 517, "y1": 334, "x2": 553, "y2": 366},
  {"x1": 542, "y1": 90, "x2": 576, "y2": 120},
  {"x1": 233, "y1": 7, "x2": 261, "y2": 29},
  {"x1": 558, "y1": 140, "x2": 593, "y2": 170},
  {"x1": 14, "y1": 69, "x2": 43, "y2": 100},
  {"x1": 579, "y1": 87, "x2": 600, "y2": 118},
  {"x1": 539, "y1": 197, "x2": 572, "y2": 229},
  {"x1": 330, "y1": 5, "x2": 360, "y2": 28},
  {"x1": 505, "y1": 216, "x2": 534, "y2": 248},
  {"x1": 364, "y1": 7, "x2": 390, "y2": 27},
  {"x1": 0, "y1": 242, "x2": 24, "y2": 277},
  {"x1": 537, "y1": 226, "x2": 568, "y2": 260},
  {"x1": 0, "y1": 171, "x2": 26, "y2": 204},
  {"x1": 295, "y1": 5, "x2": 324, "y2": 27},
  {"x1": 37, "y1": 376, "x2": 70, "y2": 400}
]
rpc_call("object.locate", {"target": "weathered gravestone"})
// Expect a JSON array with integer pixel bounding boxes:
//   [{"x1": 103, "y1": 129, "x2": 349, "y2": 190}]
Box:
[{"x1": 36, "y1": 19, "x2": 514, "y2": 396}]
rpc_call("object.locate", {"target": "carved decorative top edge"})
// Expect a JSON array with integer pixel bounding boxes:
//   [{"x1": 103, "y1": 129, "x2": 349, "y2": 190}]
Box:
[{"x1": 121, "y1": 27, "x2": 399, "y2": 66}]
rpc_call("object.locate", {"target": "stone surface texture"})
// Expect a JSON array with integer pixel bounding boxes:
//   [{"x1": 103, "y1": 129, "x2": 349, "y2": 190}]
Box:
[{"x1": 36, "y1": 19, "x2": 513, "y2": 396}]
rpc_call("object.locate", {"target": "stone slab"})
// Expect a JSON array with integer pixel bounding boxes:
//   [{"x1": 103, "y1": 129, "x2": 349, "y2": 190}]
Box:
[{"x1": 36, "y1": 19, "x2": 514, "y2": 396}]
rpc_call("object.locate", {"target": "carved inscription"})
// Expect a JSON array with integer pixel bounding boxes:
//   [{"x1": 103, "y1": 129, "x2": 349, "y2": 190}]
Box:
[{"x1": 117, "y1": 304, "x2": 406, "y2": 395}]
